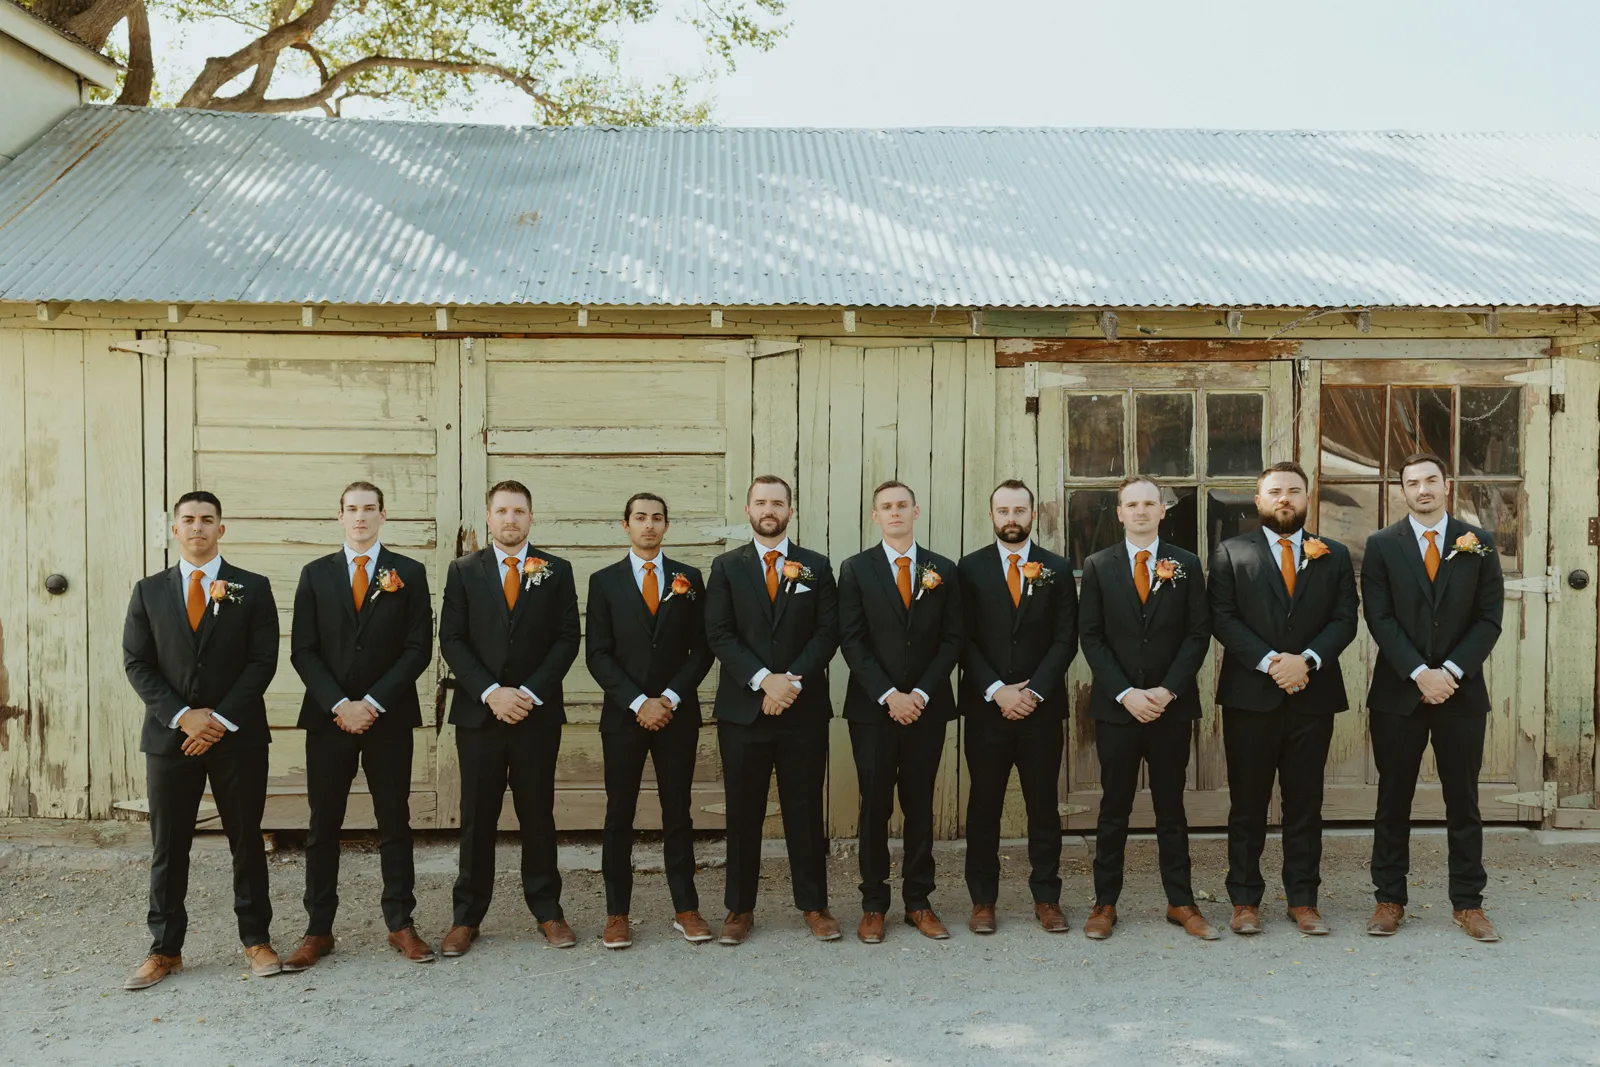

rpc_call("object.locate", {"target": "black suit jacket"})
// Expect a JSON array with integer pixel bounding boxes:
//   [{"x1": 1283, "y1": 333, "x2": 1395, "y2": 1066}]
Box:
[
  {"x1": 956, "y1": 542, "x2": 1079, "y2": 721},
  {"x1": 438, "y1": 546, "x2": 581, "y2": 729},
  {"x1": 584, "y1": 555, "x2": 714, "y2": 735},
  {"x1": 1209, "y1": 530, "x2": 1359, "y2": 714},
  {"x1": 1362, "y1": 516, "x2": 1504, "y2": 716},
  {"x1": 1077, "y1": 542, "x2": 1210, "y2": 725},
  {"x1": 290, "y1": 547, "x2": 433, "y2": 732},
  {"x1": 837, "y1": 545, "x2": 963, "y2": 725},
  {"x1": 704, "y1": 541, "x2": 839, "y2": 726},
  {"x1": 123, "y1": 560, "x2": 279, "y2": 755}
]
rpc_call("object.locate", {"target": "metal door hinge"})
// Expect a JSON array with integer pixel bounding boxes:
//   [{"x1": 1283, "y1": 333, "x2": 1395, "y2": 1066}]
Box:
[
  {"x1": 1504, "y1": 363, "x2": 1565, "y2": 393},
  {"x1": 1588, "y1": 518, "x2": 1598, "y2": 547},
  {"x1": 1022, "y1": 361, "x2": 1089, "y2": 397},
  {"x1": 1494, "y1": 780, "x2": 1557, "y2": 815},
  {"x1": 110, "y1": 338, "x2": 219, "y2": 358},
  {"x1": 1504, "y1": 567, "x2": 1562, "y2": 602}
]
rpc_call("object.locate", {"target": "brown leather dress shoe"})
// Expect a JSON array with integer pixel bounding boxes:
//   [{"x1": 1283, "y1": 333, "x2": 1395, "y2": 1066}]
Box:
[
  {"x1": 1288, "y1": 906, "x2": 1330, "y2": 935},
  {"x1": 387, "y1": 925, "x2": 437, "y2": 962},
  {"x1": 244, "y1": 943, "x2": 283, "y2": 976},
  {"x1": 1083, "y1": 905, "x2": 1116, "y2": 940},
  {"x1": 1453, "y1": 908, "x2": 1501, "y2": 942},
  {"x1": 1230, "y1": 905, "x2": 1263, "y2": 935},
  {"x1": 123, "y1": 953, "x2": 182, "y2": 991},
  {"x1": 858, "y1": 911, "x2": 886, "y2": 943},
  {"x1": 601, "y1": 914, "x2": 632, "y2": 949},
  {"x1": 282, "y1": 934, "x2": 334, "y2": 972},
  {"x1": 673, "y1": 911, "x2": 713, "y2": 943},
  {"x1": 718, "y1": 911, "x2": 753, "y2": 945},
  {"x1": 803, "y1": 909, "x2": 842, "y2": 941},
  {"x1": 540, "y1": 918, "x2": 578, "y2": 948},
  {"x1": 440, "y1": 924, "x2": 479, "y2": 957},
  {"x1": 905, "y1": 908, "x2": 950, "y2": 940},
  {"x1": 968, "y1": 903, "x2": 997, "y2": 935},
  {"x1": 1166, "y1": 905, "x2": 1220, "y2": 940},
  {"x1": 1366, "y1": 902, "x2": 1405, "y2": 936},
  {"x1": 1035, "y1": 902, "x2": 1069, "y2": 933}
]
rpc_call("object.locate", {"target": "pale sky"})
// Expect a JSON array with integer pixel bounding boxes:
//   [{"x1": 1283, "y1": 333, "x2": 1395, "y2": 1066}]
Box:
[{"x1": 156, "y1": 0, "x2": 1599, "y2": 131}]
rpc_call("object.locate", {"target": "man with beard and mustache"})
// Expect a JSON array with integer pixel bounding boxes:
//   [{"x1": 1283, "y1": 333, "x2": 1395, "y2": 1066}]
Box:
[
  {"x1": 956, "y1": 480, "x2": 1078, "y2": 935},
  {"x1": 1208, "y1": 461, "x2": 1358, "y2": 937},
  {"x1": 704, "y1": 475, "x2": 840, "y2": 945}
]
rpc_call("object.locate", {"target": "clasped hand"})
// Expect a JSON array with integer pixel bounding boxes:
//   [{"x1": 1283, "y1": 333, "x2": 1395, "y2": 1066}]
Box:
[
  {"x1": 336, "y1": 698, "x2": 379, "y2": 734},
  {"x1": 1120, "y1": 687, "x2": 1175, "y2": 724},
  {"x1": 760, "y1": 672, "x2": 803, "y2": 716},
  {"x1": 487, "y1": 686, "x2": 534, "y2": 723},
  {"x1": 1267, "y1": 654, "x2": 1310, "y2": 695},
  {"x1": 995, "y1": 680, "x2": 1039, "y2": 720},
  {"x1": 637, "y1": 695, "x2": 675, "y2": 731},
  {"x1": 178, "y1": 708, "x2": 224, "y2": 756},
  {"x1": 1416, "y1": 667, "x2": 1458, "y2": 706},
  {"x1": 886, "y1": 690, "x2": 925, "y2": 725}
]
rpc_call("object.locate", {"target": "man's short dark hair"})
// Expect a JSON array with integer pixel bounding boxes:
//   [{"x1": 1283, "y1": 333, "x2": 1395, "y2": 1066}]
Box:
[
  {"x1": 1116, "y1": 474, "x2": 1162, "y2": 503},
  {"x1": 990, "y1": 479, "x2": 1034, "y2": 508},
  {"x1": 340, "y1": 480, "x2": 385, "y2": 511},
  {"x1": 1399, "y1": 452, "x2": 1451, "y2": 481},
  {"x1": 173, "y1": 490, "x2": 222, "y2": 519},
  {"x1": 486, "y1": 480, "x2": 533, "y2": 508},
  {"x1": 871, "y1": 480, "x2": 916, "y2": 506},
  {"x1": 623, "y1": 492, "x2": 669, "y2": 523},
  {"x1": 1257, "y1": 461, "x2": 1309, "y2": 489},
  {"x1": 747, "y1": 474, "x2": 792, "y2": 505}
]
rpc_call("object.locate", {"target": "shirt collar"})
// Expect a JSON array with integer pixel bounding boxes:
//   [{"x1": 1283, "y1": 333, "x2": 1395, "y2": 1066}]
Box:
[
  {"x1": 345, "y1": 542, "x2": 382, "y2": 564},
  {"x1": 754, "y1": 536, "x2": 791, "y2": 560},
  {"x1": 493, "y1": 541, "x2": 529, "y2": 566},
  {"x1": 630, "y1": 549, "x2": 664, "y2": 576},
  {"x1": 1126, "y1": 538, "x2": 1160, "y2": 561},
  {"x1": 179, "y1": 554, "x2": 222, "y2": 582},
  {"x1": 996, "y1": 539, "x2": 1030, "y2": 562},
  {"x1": 881, "y1": 541, "x2": 917, "y2": 567},
  {"x1": 1408, "y1": 512, "x2": 1450, "y2": 540},
  {"x1": 1263, "y1": 527, "x2": 1304, "y2": 547}
]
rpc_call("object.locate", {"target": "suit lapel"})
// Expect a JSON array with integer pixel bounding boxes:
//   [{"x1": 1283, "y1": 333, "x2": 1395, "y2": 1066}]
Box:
[
  {"x1": 1252, "y1": 532, "x2": 1292, "y2": 613},
  {"x1": 741, "y1": 542, "x2": 776, "y2": 626},
  {"x1": 616, "y1": 557, "x2": 657, "y2": 637},
  {"x1": 652, "y1": 556, "x2": 683, "y2": 641},
  {"x1": 481, "y1": 549, "x2": 512, "y2": 623},
  {"x1": 771, "y1": 550, "x2": 796, "y2": 631},
  {"x1": 194, "y1": 560, "x2": 231, "y2": 656},
  {"x1": 165, "y1": 566, "x2": 197, "y2": 646},
  {"x1": 1394, "y1": 520, "x2": 1435, "y2": 602},
  {"x1": 1431, "y1": 517, "x2": 1464, "y2": 606},
  {"x1": 332, "y1": 552, "x2": 360, "y2": 631},
  {"x1": 869, "y1": 548, "x2": 911, "y2": 625},
  {"x1": 1107, "y1": 544, "x2": 1147, "y2": 624},
  {"x1": 353, "y1": 548, "x2": 391, "y2": 637}
]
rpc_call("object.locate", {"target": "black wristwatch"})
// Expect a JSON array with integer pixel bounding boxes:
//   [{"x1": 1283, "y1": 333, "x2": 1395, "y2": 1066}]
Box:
[{"x1": 1301, "y1": 653, "x2": 1317, "y2": 671}]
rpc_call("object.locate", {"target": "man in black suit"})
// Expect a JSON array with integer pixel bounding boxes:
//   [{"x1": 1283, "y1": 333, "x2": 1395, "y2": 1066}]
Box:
[
  {"x1": 838, "y1": 481, "x2": 963, "y2": 944},
  {"x1": 1209, "y1": 461, "x2": 1359, "y2": 937},
  {"x1": 284, "y1": 481, "x2": 436, "y2": 970},
  {"x1": 1361, "y1": 452, "x2": 1505, "y2": 942},
  {"x1": 438, "y1": 479, "x2": 582, "y2": 955},
  {"x1": 704, "y1": 474, "x2": 840, "y2": 945},
  {"x1": 586, "y1": 492, "x2": 715, "y2": 949},
  {"x1": 958, "y1": 479, "x2": 1078, "y2": 935},
  {"x1": 1077, "y1": 475, "x2": 1216, "y2": 941},
  {"x1": 121, "y1": 491, "x2": 281, "y2": 989}
]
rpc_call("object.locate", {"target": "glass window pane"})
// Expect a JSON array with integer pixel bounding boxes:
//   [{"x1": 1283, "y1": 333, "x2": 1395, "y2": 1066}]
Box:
[
  {"x1": 1067, "y1": 489, "x2": 1121, "y2": 568},
  {"x1": 1158, "y1": 485, "x2": 1199, "y2": 554},
  {"x1": 1320, "y1": 386, "x2": 1385, "y2": 478},
  {"x1": 1206, "y1": 393, "x2": 1264, "y2": 477},
  {"x1": 1068, "y1": 394, "x2": 1126, "y2": 478},
  {"x1": 1387, "y1": 483, "x2": 1409, "y2": 529},
  {"x1": 1207, "y1": 487, "x2": 1260, "y2": 551},
  {"x1": 1459, "y1": 387, "x2": 1521, "y2": 476},
  {"x1": 1388, "y1": 387, "x2": 1452, "y2": 475},
  {"x1": 1456, "y1": 482, "x2": 1520, "y2": 573},
  {"x1": 1318, "y1": 483, "x2": 1380, "y2": 570},
  {"x1": 1136, "y1": 393, "x2": 1194, "y2": 477}
]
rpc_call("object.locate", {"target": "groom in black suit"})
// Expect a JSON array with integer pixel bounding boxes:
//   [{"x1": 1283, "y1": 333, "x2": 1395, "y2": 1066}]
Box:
[
  {"x1": 1209, "y1": 461, "x2": 1358, "y2": 937},
  {"x1": 285, "y1": 480, "x2": 436, "y2": 970},
  {"x1": 957, "y1": 479, "x2": 1078, "y2": 935},
  {"x1": 438, "y1": 480, "x2": 582, "y2": 955},
  {"x1": 121, "y1": 491, "x2": 281, "y2": 989},
  {"x1": 586, "y1": 492, "x2": 715, "y2": 949},
  {"x1": 704, "y1": 474, "x2": 840, "y2": 946},
  {"x1": 1361, "y1": 453, "x2": 1504, "y2": 942}
]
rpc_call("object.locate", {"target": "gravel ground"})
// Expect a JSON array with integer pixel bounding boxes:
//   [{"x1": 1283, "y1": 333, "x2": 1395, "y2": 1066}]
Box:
[{"x1": 2, "y1": 825, "x2": 1599, "y2": 1067}]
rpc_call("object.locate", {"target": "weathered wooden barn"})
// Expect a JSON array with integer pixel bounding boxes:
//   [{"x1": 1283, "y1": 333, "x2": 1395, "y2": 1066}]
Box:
[{"x1": 2, "y1": 105, "x2": 1598, "y2": 838}]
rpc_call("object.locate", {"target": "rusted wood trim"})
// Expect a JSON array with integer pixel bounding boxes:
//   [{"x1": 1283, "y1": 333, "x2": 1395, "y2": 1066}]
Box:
[{"x1": 994, "y1": 338, "x2": 1301, "y2": 365}]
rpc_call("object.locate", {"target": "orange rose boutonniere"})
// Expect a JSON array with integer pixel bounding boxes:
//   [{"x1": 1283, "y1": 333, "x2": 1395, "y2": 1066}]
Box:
[
  {"x1": 661, "y1": 572, "x2": 697, "y2": 603},
  {"x1": 371, "y1": 567, "x2": 404, "y2": 600},
  {"x1": 1298, "y1": 537, "x2": 1331, "y2": 572},
  {"x1": 522, "y1": 556, "x2": 553, "y2": 589},
  {"x1": 1019, "y1": 560, "x2": 1057, "y2": 595},
  {"x1": 208, "y1": 579, "x2": 245, "y2": 615},
  {"x1": 1445, "y1": 531, "x2": 1491, "y2": 561},
  {"x1": 1151, "y1": 557, "x2": 1186, "y2": 593},
  {"x1": 916, "y1": 563, "x2": 942, "y2": 600},
  {"x1": 780, "y1": 558, "x2": 817, "y2": 590}
]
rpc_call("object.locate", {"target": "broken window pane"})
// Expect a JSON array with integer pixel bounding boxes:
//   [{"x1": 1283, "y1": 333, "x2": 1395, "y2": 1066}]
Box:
[
  {"x1": 1317, "y1": 482, "x2": 1379, "y2": 571},
  {"x1": 1068, "y1": 394, "x2": 1126, "y2": 478},
  {"x1": 1067, "y1": 489, "x2": 1121, "y2": 567},
  {"x1": 1320, "y1": 386, "x2": 1384, "y2": 479},
  {"x1": 1388, "y1": 387, "x2": 1452, "y2": 475},
  {"x1": 1459, "y1": 387, "x2": 1520, "y2": 477},
  {"x1": 1456, "y1": 482, "x2": 1520, "y2": 572},
  {"x1": 1207, "y1": 487, "x2": 1260, "y2": 549},
  {"x1": 1158, "y1": 485, "x2": 1199, "y2": 554},
  {"x1": 1136, "y1": 393, "x2": 1194, "y2": 478},
  {"x1": 1206, "y1": 393, "x2": 1264, "y2": 477}
]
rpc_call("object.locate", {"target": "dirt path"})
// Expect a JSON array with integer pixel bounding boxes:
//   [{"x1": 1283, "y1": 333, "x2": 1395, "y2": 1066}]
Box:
[{"x1": 2, "y1": 827, "x2": 1598, "y2": 1066}]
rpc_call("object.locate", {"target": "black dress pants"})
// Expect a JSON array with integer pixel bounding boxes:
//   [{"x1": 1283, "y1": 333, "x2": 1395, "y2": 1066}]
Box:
[
  {"x1": 718, "y1": 713, "x2": 829, "y2": 914},
  {"x1": 1092, "y1": 715, "x2": 1195, "y2": 908},
  {"x1": 849, "y1": 715, "x2": 947, "y2": 913},
  {"x1": 303, "y1": 724, "x2": 416, "y2": 935},
  {"x1": 1223, "y1": 706, "x2": 1336, "y2": 908},
  {"x1": 146, "y1": 743, "x2": 271, "y2": 956},
  {"x1": 601, "y1": 720, "x2": 700, "y2": 915},
  {"x1": 1370, "y1": 706, "x2": 1488, "y2": 910},
  {"x1": 963, "y1": 712, "x2": 1063, "y2": 906},
  {"x1": 453, "y1": 718, "x2": 564, "y2": 927}
]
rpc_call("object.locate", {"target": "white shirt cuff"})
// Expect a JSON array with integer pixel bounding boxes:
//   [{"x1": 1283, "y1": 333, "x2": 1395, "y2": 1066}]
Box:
[
  {"x1": 332, "y1": 697, "x2": 348, "y2": 713},
  {"x1": 170, "y1": 706, "x2": 189, "y2": 728},
  {"x1": 912, "y1": 688, "x2": 930, "y2": 703},
  {"x1": 1025, "y1": 688, "x2": 1042, "y2": 702},
  {"x1": 1444, "y1": 660, "x2": 1463, "y2": 680},
  {"x1": 1301, "y1": 650, "x2": 1322, "y2": 671},
  {"x1": 480, "y1": 683, "x2": 498, "y2": 703},
  {"x1": 629, "y1": 694, "x2": 648, "y2": 713},
  {"x1": 983, "y1": 680, "x2": 1003, "y2": 702},
  {"x1": 1115, "y1": 688, "x2": 1134, "y2": 704},
  {"x1": 1409, "y1": 665, "x2": 1427, "y2": 681},
  {"x1": 211, "y1": 712, "x2": 239, "y2": 733},
  {"x1": 521, "y1": 686, "x2": 542, "y2": 706},
  {"x1": 750, "y1": 668, "x2": 770, "y2": 690},
  {"x1": 879, "y1": 688, "x2": 895, "y2": 705},
  {"x1": 1256, "y1": 653, "x2": 1278, "y2": 674},
  {"x1": 662, "y1": 688, "x2": 680, "y2": 709},
  {"x1": 365, "y1": 694, "x2": 386, "y2": 714}
]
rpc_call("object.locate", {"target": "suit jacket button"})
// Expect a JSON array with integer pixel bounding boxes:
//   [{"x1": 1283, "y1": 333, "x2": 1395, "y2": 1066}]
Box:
[{"x1": 356, "y1": 645, "x2": 364, "y2": 651}]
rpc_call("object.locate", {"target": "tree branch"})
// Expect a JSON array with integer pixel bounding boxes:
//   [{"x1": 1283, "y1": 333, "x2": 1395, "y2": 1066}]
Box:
[
  {"x1": 203, "y1": 54, "x2": 563, "y2": 118},
  {"x1": 176, "y1": 0, "x2": 341, "y2": 109},
  {"x1": 113, "y1": 0, "x2": 154, "y2": 106}
]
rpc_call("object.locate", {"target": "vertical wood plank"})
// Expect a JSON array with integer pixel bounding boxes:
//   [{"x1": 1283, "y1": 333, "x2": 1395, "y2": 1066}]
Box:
[
  {"x1": 796, "y1": 340, "x2": 831, "y2": 555},
  {"x1": 895, "y1": 345, "x2": 934, "y2": 523},
  {"x1": 433, "y1": 339, "x2": 464, "y2": 828},
  {"x1": 860, "y1": 348, "x2": 900, "y2": 547},
  {"x1": 962, "y1": 339, "x2": 997, "y2": 554},
  {"x1": 1547, "y1": 357, "x2": 1600, "y2": 800},
  {"x1": 164, "y1": 337, "x2": 195, "y2": 507},
  {"x1": 752, "y1": 352, "x2": 799, "y2": 491},
  {"x1": 141, "y1": 350, "x2": 167, "y2": 577},
  {"x1": 0, "y1": 331, "x2": 29, "y2": 815},
  {"x1": 929, "y1": 342, "x2": 966, "y2": 838},
  {"x1": 825, "y1": 345, "x2": 865, "y2": 838},
  {"x1": 993, "y1": 365, "x2": 1036, "y2": 491},
  {"x1": 724, "y1": 353, "x2": 753, "y2": 528},
  {"x1": 1514, "y1": 370, "x2": 1552, "y2": 814},
  {"x1": 1035, "y1": 385, "x2": 1066, "y2": 555}
]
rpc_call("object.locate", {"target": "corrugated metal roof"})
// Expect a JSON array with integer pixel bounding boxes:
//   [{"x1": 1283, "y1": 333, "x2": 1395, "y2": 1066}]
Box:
[{"x1": 2, "y1": 106, "x2": 1599, "y2": 308}]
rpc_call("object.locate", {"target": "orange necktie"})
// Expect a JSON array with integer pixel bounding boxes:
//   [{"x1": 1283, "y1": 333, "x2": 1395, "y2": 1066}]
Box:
[
  {"x1": 352, "y1": 555, "x2": 370, "y2": 612},
  {"x1": 1278, "y1": 538, "x2": 1296, "y2": 598},
  {"x1": 1424, "y1": 530, "x2": 1440, "y2": 581},
  {"x1": 642, "y1": 561, "x2": 659, "y2": 615},
  {"x1": 1134, "y1": 550, "x2": 1151, "y2": 604},
  {"x1": 764, "y1": 550, "x2": 781, "y2": 601},
  {"x1": 186, "y1": 568, "x2": 206, "y2": 631},
  {"x1": 504, "y1": 555, "x2": 520, "y2": 610},
  {"x1": 1006, "y1": 553, "x2": 1022, "y2": 607},
  {"x1": 896, "y1": 556, "x2": 913, "y2": 609}
]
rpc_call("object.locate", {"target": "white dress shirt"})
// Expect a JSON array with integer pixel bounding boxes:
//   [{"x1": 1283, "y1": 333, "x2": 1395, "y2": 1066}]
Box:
[
  {"x1": 878, "y1": 541, "x2": 931, "y2": 706},
  {"x1": 626, "y1": 550, "x2": 682, "y2": 714},
  {"x1": 170, "y1": 554, "x2": 239, "y2": 733},
  {"x1": 480, "y1": 541, "x2": 543, "y2": 706},
  {"x1": 331, "y1": 542, "x2": 388, "y2": 717},
  {"x1": 1253, "y1": 527, "x2": 1324, "y2": 675},
  {"x1": 985, "y1": 540, "x2": 1042, "y2": 704},
  {"x1": 748, "y1": 537, "x2": 802, "y2": 694},
  {"x1": 1114, "y1": 538, "x2": 1161, "y2": 704},
  {"x1": 1407, "y1": 513, "x2": 1463, "y2": 681}
]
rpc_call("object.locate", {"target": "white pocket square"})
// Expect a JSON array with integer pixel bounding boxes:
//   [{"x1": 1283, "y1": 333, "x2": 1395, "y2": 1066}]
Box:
[{"x1": 794, "y1": 583, "x2": 812, "y2": 593}]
